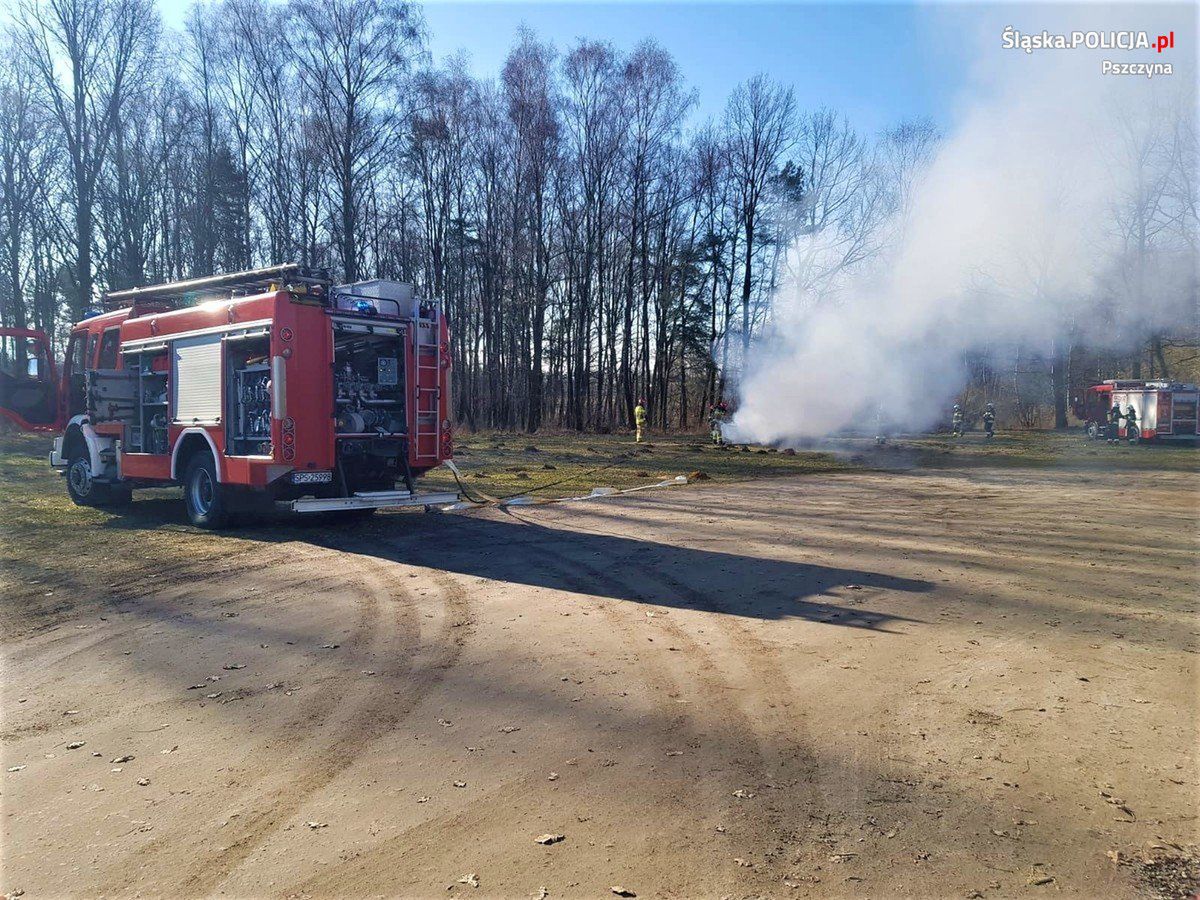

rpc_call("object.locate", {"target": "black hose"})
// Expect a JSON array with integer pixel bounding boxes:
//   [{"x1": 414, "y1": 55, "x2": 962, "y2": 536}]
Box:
[
  {"x1": 443, "y1": 460, "x2": 495, "y2": 505},
  {"x1": 492, "y1": 459, "x2": 622, "y2": 500},
  {"x1": 443, "y1": 451, "x2": 632, "y2": 506}
]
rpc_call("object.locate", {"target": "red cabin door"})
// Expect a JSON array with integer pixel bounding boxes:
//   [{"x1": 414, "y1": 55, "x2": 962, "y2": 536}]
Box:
[{"x1": 0, "y1": 328, "x2": 60, "y2": 431}]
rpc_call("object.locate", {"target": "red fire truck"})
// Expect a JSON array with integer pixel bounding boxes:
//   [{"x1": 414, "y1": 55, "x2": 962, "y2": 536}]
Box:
[
  {"x1": 0, "y1": 264, "x2": 458, "y2": 527},
  {"x1": 1074, "y1": 379, "x2": 1199, "y2": 441}
]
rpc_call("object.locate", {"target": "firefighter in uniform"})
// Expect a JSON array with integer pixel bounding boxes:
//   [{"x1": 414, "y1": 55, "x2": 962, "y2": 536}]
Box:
[
  {"x1": 708, "y1": 401, "x2": 727, "y2": 446},
  {"x1": 634, "y1": 399, "x2": 647, "y2": 443},
  {"x1": 982, "y1": 403, "x2": 996, "y2": 440},
  {"x1": 1125, "y1": 404, "x2": 1139, "y2": 444},
  {"x1": 1107, "y1": 402, "x2": 1123, "y2": 444},
  {"x1": 951, "y1": 404, "x2": 964, "y2": 437}
]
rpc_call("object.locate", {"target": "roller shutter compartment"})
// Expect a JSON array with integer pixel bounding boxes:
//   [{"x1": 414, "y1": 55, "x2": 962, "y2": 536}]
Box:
[{"x1": 172, "y1": 335, "x2": 223, "y2": 425}]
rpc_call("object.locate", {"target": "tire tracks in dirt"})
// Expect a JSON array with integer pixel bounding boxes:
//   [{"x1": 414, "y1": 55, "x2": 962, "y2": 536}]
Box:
[
  {"x1": 522, "y1": 526, "x2": 766, "y2": 844},
  {"x1": 286, "y1": 524, "x2": 747, "y2": 897},
  {"x1": 642, "y1": 557, "x2": 826, "y2": 879},
  {"x1": 12, "y1": 554, "x2": 329, "y2": 679},
  {"x1": 541, "y1": 513, "x2": 824, "y2": 882},
  {"x1": 98, "y1": 545, "x2": 387, "y2": 893},
  {"x1": 170, "y1": 546, "x2": 472, "y2": 895},
  {"x1": 3, "y1": 554, "x2": 337, "y2": 751}
]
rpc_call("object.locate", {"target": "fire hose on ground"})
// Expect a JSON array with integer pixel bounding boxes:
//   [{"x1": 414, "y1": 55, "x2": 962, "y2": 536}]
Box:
[{"x1": 439, "y1": 458, "x2": 691, "y2": 511}]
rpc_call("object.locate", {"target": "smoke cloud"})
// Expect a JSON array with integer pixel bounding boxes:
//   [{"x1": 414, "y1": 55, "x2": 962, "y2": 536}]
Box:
[{"x1": 729, "y1": 5, "x2": 1196, "y2": 444}]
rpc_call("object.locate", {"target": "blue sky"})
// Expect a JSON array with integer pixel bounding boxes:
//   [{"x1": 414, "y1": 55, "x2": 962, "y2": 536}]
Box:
[
  {"x1": 422, "y1": 2, "x2": 965, "y2": 133},
  {"x1": 156, "y1": 1, "x2": 974, "y2": 135}
]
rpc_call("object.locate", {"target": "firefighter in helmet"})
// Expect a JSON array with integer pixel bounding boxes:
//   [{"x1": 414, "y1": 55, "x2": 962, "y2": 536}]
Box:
[
  {"x1": 951, "y1": 404, "x2": 964, "y2": 437},
  {"x1": 1125, "y1": 403, "x2": 1139, "y2": 443},
  {"x1": 982, "y1": 403, "x2": 996, "y2": 440},
  {"x1": 634, "y1": 398, "x2": 647, "y2": 443},
  {"x1": 708, "y1": 401, "x2": 728, "y2": 446},
  {"x1": 1107, "y1": 402, "x2": 1123, "y2": 444}
]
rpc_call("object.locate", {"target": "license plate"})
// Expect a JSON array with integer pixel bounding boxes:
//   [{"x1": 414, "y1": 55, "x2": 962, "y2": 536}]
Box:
[{"x1": 291, "y1": 470, "x2": 333, "y2": 484}]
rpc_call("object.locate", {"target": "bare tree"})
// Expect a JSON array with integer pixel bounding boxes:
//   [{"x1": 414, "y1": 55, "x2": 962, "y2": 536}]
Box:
[
  {"x1": 620, "y1": 39, "x2": 693, "y2": 425},
  {"x1": 1107, "y1": 88, "x2": 1196, "y2": 382},
  {"x1": 17, "y1": 0, "x2": 156, "y2": 316},
  {"x1": 560, "y1": 39, "x2": 625, "y2": 428},
  {"x1": 502, "y1": 28, "x2": 559, "y2": 431},
  {"x1": 182, "y1": 6, "x2": 223, "y2": 274},
  {"x1": 289, "y1": 0, "x2": 423, "y2": 282},
  {"x1": 0, "y1": 35, "x2": 59, "y2": 336},
  {"x1": 724, "y1": 74, "x2": 796, "y2": 359}
]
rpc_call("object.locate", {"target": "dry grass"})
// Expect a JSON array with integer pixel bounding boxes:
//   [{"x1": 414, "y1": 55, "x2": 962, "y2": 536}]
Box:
[
  {"x1": 419, "y1": 429, "x2": 852, "y2": 500},
  {"x1": 0, "y1": 431, "x2": 256, "y2": 637},
  {"x1": 420, "y1": 426, "x2": 1198, "y2": 502},
  {"x1": 853, "y1": 428, "x2": 1200, "y2": 472}
]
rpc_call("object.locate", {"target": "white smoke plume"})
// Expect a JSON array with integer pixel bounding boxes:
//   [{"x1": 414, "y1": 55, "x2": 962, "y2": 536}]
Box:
[{"x1": 729, "y1": 5, "x2": 1196, "y2": 444}]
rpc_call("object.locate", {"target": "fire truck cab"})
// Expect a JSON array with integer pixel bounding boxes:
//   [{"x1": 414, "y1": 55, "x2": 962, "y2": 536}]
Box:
[
  {"x1": 1074, "y1": 379, "x2": 1199, "y2": 441},
  {"x1": 0, "y1": 265, "x2": 458, "y2": 527}
]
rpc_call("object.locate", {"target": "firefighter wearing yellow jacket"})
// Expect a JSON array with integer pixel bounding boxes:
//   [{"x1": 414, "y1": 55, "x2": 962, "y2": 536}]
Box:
[
  {"x1": 634, "y1": 399, "x2": 647, "y2": 443},
  {"x1": 708, "y1": 401, "x2": 728, "y2": 445}
]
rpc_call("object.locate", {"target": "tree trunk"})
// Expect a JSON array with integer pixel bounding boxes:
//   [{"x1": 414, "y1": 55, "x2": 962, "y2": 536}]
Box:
[
  {"x1": 73, "y1": 170, "x2": 94, "y2": 319},
  {"x1": 1051, "y1": 338, "x2": 1068, "y2": 430},
  {"x1": 740, "y1": 218, "x2": 754, "y2": 358}
]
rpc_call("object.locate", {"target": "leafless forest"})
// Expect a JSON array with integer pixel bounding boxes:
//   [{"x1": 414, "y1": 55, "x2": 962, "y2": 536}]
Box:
[{"x1": 1, "y1": 0, "x2": 1195, "y2": 433}]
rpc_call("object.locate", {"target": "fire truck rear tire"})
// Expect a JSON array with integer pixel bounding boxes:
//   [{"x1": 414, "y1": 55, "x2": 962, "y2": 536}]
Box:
[{"x1": 183, "y1": 454, "x2": 230, "y2": 529}]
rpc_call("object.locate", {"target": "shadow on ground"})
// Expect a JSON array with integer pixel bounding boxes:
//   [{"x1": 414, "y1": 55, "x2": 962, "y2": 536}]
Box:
[{"x1": 96, "y1": 496, "x2": 928, "y2": 631}]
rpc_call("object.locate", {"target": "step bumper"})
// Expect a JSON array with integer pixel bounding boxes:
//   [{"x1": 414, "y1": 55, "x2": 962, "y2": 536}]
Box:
[{"x1": 285, "y1": 490, "x2": 460, "y2": 514}]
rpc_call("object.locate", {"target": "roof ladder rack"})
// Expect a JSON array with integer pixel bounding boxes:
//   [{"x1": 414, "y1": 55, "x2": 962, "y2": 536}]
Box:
[{"x1": 103, "y1": 264, "x2": 332, "y2": 312}]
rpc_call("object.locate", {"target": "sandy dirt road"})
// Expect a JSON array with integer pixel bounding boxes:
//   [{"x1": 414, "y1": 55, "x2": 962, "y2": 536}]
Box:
[{"x1": 2, "y1": 465, "x2": 1197, "y2": 898}]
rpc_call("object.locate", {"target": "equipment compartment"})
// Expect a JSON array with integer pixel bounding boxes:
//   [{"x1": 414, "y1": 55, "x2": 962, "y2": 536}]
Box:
[
  {"x1": 333, "y1": 331, "x2": 407, "y2": 436},
  {"x1": 331, "y1": 324, "x2": 410, "y2": 494},
  {"x1": 119, "y1": 347, "x2": 170, "y2": 454},
  {"x1": 225, "y1": 334, "x2": 272, "y2": 456}
]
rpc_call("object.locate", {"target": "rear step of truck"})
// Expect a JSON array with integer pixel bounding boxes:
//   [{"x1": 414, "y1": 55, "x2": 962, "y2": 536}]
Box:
[{"x1": 286, "y1": 489, "x2": 460, "y2": 514}]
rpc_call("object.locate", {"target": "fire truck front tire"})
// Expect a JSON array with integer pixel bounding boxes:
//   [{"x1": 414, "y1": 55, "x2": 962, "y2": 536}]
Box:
[
  {"x1": 66, "y1": 450, "x2": 128, "y2": 508},
  {"x1": 183, "y1": 454, "x2": 230, "y2": 529}
]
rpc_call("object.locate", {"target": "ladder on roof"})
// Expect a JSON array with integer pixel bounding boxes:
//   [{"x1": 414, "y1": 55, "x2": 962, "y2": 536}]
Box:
[
  {"x1": 103, "y1": 264, "x2": 331, "y2": 311},
  {"x1": 412, "y1": 315, "x2": 441, "y2": 463}
]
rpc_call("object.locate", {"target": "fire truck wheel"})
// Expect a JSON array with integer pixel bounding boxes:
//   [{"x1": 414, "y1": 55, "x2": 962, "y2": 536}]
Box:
[
  {"x1": 66, "y1": 450, "x2": 115, "y2": 507},
  {"x1": 183, "y1": 454, "x2": 230, "y2": 529}
]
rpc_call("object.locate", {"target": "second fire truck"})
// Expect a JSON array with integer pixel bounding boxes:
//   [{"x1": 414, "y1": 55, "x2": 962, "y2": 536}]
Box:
[{"x1": 1074, "y1": 379, "x2": 1199, "y2": 442}]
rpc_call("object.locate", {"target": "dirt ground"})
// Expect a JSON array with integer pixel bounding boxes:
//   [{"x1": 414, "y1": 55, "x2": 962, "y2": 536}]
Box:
[{"x1": 2, "y1": 435, "x2": 1198, "y2": 898}]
